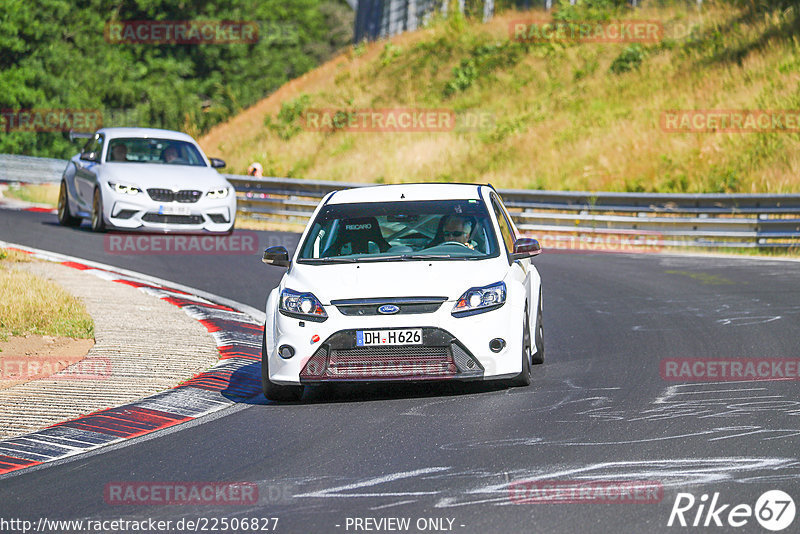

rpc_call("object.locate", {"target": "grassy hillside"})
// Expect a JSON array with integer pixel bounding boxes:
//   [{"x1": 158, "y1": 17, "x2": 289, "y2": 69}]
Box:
[{"x1": 201, "y1": 0, "x2": 800, "y2": 193}]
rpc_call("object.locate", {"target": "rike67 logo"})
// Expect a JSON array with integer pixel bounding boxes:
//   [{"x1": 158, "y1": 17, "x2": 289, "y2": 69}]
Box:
[{"x1": 668, "y1": 490, "x2": 795, "y2": 531}]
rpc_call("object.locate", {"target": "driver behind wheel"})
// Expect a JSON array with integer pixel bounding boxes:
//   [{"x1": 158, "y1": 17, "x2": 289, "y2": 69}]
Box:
[
  {"x1": 442, "y1": 215, "x2": 475, "y2": 250},
  {"x1": 162, "y1": 145, "x2": 179, "y2": 163}
]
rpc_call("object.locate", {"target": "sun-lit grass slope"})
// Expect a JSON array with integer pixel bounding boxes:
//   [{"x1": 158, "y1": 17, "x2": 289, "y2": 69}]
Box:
[
  {"x1": 201, "y1": 2, "x2": 800, "y2": 193},
  {"x1": 2, "y1": 184, "x2": 59, "y2": 206}
]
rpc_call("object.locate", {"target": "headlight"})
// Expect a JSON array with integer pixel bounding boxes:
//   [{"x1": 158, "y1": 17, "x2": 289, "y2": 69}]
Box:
[
  {"x1": 109, "y1": 182, "x2": 141, "y2": 195},
  {"x1": 452, "y1": 281, "x2": 506, "y2": 317},
  {"x1": 206, "y1": 188, "x2": 229, "y2": 199},
  {"x1": 279, "y1": 289, "x2": 328, "y2": 322}
]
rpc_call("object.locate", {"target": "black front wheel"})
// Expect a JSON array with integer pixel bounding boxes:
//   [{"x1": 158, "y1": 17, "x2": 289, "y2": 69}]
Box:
[
  {"x1": 532, "y1": 291, "x2": 545, "y2": 365},
  {"x1": 510, "y1": 310, "x2": 532, "y2": 387},
  {"x1": 261, "y1": 326, "x2": 304, "y2": 402}
]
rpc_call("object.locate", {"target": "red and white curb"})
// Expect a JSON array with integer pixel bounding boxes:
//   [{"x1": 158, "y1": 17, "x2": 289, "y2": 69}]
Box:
[
  {"x1": 0, "y1": 242, "x2": 265, "y2": 477},
  {"x1": 0, "y1": 196, "x2": 57, "y2": 215}
]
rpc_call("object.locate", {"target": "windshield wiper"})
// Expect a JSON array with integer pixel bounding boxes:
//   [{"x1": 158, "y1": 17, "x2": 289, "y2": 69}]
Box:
[
  {"x1": 400, "y1": 254, "x2": 454, "y2": 260},
  {"x1": 301, "y1": 257, "x2": 358, "y2": 264},
  {"x1": 301, "y1": 254, "x2": 477, "y2": 264}
]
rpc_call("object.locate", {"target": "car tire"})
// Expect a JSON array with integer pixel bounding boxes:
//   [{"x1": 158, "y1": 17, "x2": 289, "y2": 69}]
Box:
[
  {"x1": 261, "y1": 326, "x2": 304, "y2": 402},
  {"x1": 510, "y1": 308, "x2": 532, "y2": 387},
  {"x1": 532, "y1": 290, "x2": 545, "y2": 365},
  {"x1": 57, "y1": 181, "x2": 81, "y2": 227},
  {"x1": 91, "y1": 188, "x2": 106, "y2": 232}
]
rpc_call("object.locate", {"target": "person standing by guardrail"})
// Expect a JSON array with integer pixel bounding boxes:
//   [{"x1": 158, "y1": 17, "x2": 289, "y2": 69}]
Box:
[{"x1": 247, "y1": 162, "x2": 263, "y2": 177}]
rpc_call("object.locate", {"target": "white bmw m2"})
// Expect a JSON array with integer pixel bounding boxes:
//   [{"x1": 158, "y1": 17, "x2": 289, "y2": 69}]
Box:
[
  {"x1": 58, "y1": 128, "x2": 236, "y2": 233},
  {"x1": 261, "y1": 183, "x2": 544, "y2": 401}
]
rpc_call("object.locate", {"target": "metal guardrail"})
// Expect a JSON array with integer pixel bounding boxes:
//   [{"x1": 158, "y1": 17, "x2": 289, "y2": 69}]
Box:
[
  {"x1": 228, "y1": 176, "x2": 800, "y2": 249},
  {"x1": 1, "y1": 154, "x2": 798, "y2": 249},
  {"x1": 0, "y1": 154, "x2": 66, "y2": 184}
]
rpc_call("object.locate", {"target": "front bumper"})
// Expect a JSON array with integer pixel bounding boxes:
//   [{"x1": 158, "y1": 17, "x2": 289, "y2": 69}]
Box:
[
  {"x1": 104, "y1": 189, "x2": 236, "y2": 234},
  {"x1": 298, "y1": 328, "x2": 484, "y2": 383},
  {"x1": 266, "y1": 291, "x2": 525, "y2": 385}
]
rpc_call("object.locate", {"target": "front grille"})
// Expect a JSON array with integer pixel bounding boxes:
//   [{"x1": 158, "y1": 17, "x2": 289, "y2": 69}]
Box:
[
  {"x1": 147, "y1": 189, "x2": 202, "y2": 203},
  {"x1": 142, "y1": 213, "x2": 204, "y2": 225},
  {"x1": 319, "y1": 346, "x2": 456, "y2": 379},
  {"x1": 299, "y1": 328, "x2": 483, "y2": 382},
  {"x1": 332, "y1": 297, "x2": 447, "y2": 316}
]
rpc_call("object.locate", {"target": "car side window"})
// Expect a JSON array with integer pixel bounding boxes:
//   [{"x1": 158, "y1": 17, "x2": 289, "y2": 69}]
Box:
[
  {"x1": 499, "y1": 197, "x2": 520, "y2": 242},
  {"x1": 81, "y1": 134, "x2": 104, "y2": 162},
  {"x1": 491, "y1": 195, "x2": 515, "y2": 253}
]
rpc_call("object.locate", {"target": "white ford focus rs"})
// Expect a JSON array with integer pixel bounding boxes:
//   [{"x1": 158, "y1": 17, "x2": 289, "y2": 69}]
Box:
[
  {"x1": 58, "y1": 127, "x2": 236, "y2": 233},
  {"x1": 261, "y1": 183, "x2": 544, "y2": 401}
]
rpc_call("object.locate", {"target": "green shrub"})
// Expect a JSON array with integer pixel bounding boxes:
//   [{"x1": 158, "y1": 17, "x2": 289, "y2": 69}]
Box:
[
  {"x1": 379, "y1": 43, "x2": 403, "y2": 66},
  {"x1": 265, "y1": 95, "x2": 310, "y2": 140},
  {"x1": 610, "y1": 44, "x2": 648, "y2": 74},
  {"x1": 554, "y1": 0, "x2": 629, "y2": 22},
  {"x1": 445, "y1": 58, "x2": 479, "y2": 96}
]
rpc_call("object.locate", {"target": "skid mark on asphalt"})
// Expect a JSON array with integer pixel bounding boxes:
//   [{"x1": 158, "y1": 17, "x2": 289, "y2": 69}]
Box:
[
  {"x1": 582, "y1": 293, "x2": 800, "y2": 331},
  {"x1": 716, "y1": 316, "x2": 782, "y2": 326},
  {"x1": 258, "y1": 458, "x2": 800, "y2": 510},
  {"x1": 432, "y1": 457, "x2": 800, "y2": 508},
  {"x1": 435, "y1": 380, "x2": 800, "y2": 452},
  {"x1": 294, "y1": 467, "x2": 451, "y2": 499},
  {"x1": 399, "y1": 379, "x2": 619, "y2": 418}
]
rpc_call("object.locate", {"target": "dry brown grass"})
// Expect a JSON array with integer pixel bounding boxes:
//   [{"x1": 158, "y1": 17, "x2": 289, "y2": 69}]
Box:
[
  {"x1": 201, "y1": 4, "x2": 800, "y2": 193},
  {"x1": 2, "y1": 184, "x2": 59, "y2": 206},
  {"x1": 0, "y1": 249, "x2": 94, "y2": 342}
]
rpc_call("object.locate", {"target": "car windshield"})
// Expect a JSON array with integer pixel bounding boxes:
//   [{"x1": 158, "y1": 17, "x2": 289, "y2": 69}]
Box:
[
  {"x1": 297, "y1": 199, "x2": 500, "y2": 263},
  {"x1": 105, "y1": 138, "x2": 206, "y2": 166}
]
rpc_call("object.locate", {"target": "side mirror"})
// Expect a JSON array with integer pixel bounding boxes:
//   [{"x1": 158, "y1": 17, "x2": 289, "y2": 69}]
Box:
[
  {"x1": 210, "y1": 158, "x2": 226, "y2": 169},
  {"x1": 511, "y1": 238, "x2": 542, "y2": 260},
  {"x1": 80, "y1": 151, "x2": 98, "y2": 162},
  {"x1": 262, "y1": 246, "x2": 290, "y2": 267}
]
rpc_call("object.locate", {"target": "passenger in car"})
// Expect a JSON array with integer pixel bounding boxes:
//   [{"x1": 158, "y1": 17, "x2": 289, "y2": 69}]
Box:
[
  {"x1": 110, "y1": 143, "x2": 128, "y2": 162},
  {"x1": 162, "y1": 146, "x2": 179, "y2": 163}
]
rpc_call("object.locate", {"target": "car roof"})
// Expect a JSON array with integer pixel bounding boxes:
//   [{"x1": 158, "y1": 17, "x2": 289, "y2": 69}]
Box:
[
  {"x1": 327, "y1": 183, "x2": 488, "y2": 204},
  {"x1": 96, "y1": 127, "x2": 198, "y2": 143}
]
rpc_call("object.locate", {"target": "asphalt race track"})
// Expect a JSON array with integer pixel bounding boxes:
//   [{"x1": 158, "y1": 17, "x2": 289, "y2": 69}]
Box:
[{"x1": 1, "y1": 207, "x2": 800, "y2": 533}]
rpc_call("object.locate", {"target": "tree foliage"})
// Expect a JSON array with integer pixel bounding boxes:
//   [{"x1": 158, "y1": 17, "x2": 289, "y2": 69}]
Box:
[{"x1": 0, "y1": 0, "x2": 352, "y2": 157}]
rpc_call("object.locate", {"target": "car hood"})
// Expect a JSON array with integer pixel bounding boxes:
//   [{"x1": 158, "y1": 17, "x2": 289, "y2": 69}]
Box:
[
  {"x1": 99, "y1": 163, "x2": 230, "y2": 191},
  {"x1": 285, "y1": 260, "x2": 504, "y2": 304}
]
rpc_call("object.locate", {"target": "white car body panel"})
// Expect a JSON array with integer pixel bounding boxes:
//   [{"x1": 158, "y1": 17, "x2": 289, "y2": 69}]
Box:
[
  {"x1": 61, "y1": 127, "x2": 236, "y2": 233},
  {"x1": 263, "y1": 184, "x2": 543, "y2": 388}
]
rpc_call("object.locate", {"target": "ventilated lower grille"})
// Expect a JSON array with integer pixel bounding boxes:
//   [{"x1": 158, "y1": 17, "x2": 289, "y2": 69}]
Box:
[
  {"x1": 142, "y1": 213, "x2": 203, "y2": 224},
  {"x1": 299, "y1": 328, "x2": 483, "y2": 381},
  {"x1": 147, "y1": 189, "x2": 202, "y2": 203},
  {"x1": 330, "y1": 346, "x2": 455, "y2": 379},
  {"x1": 208, "y1": 213, "x2": 229, "y2": 224}
]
